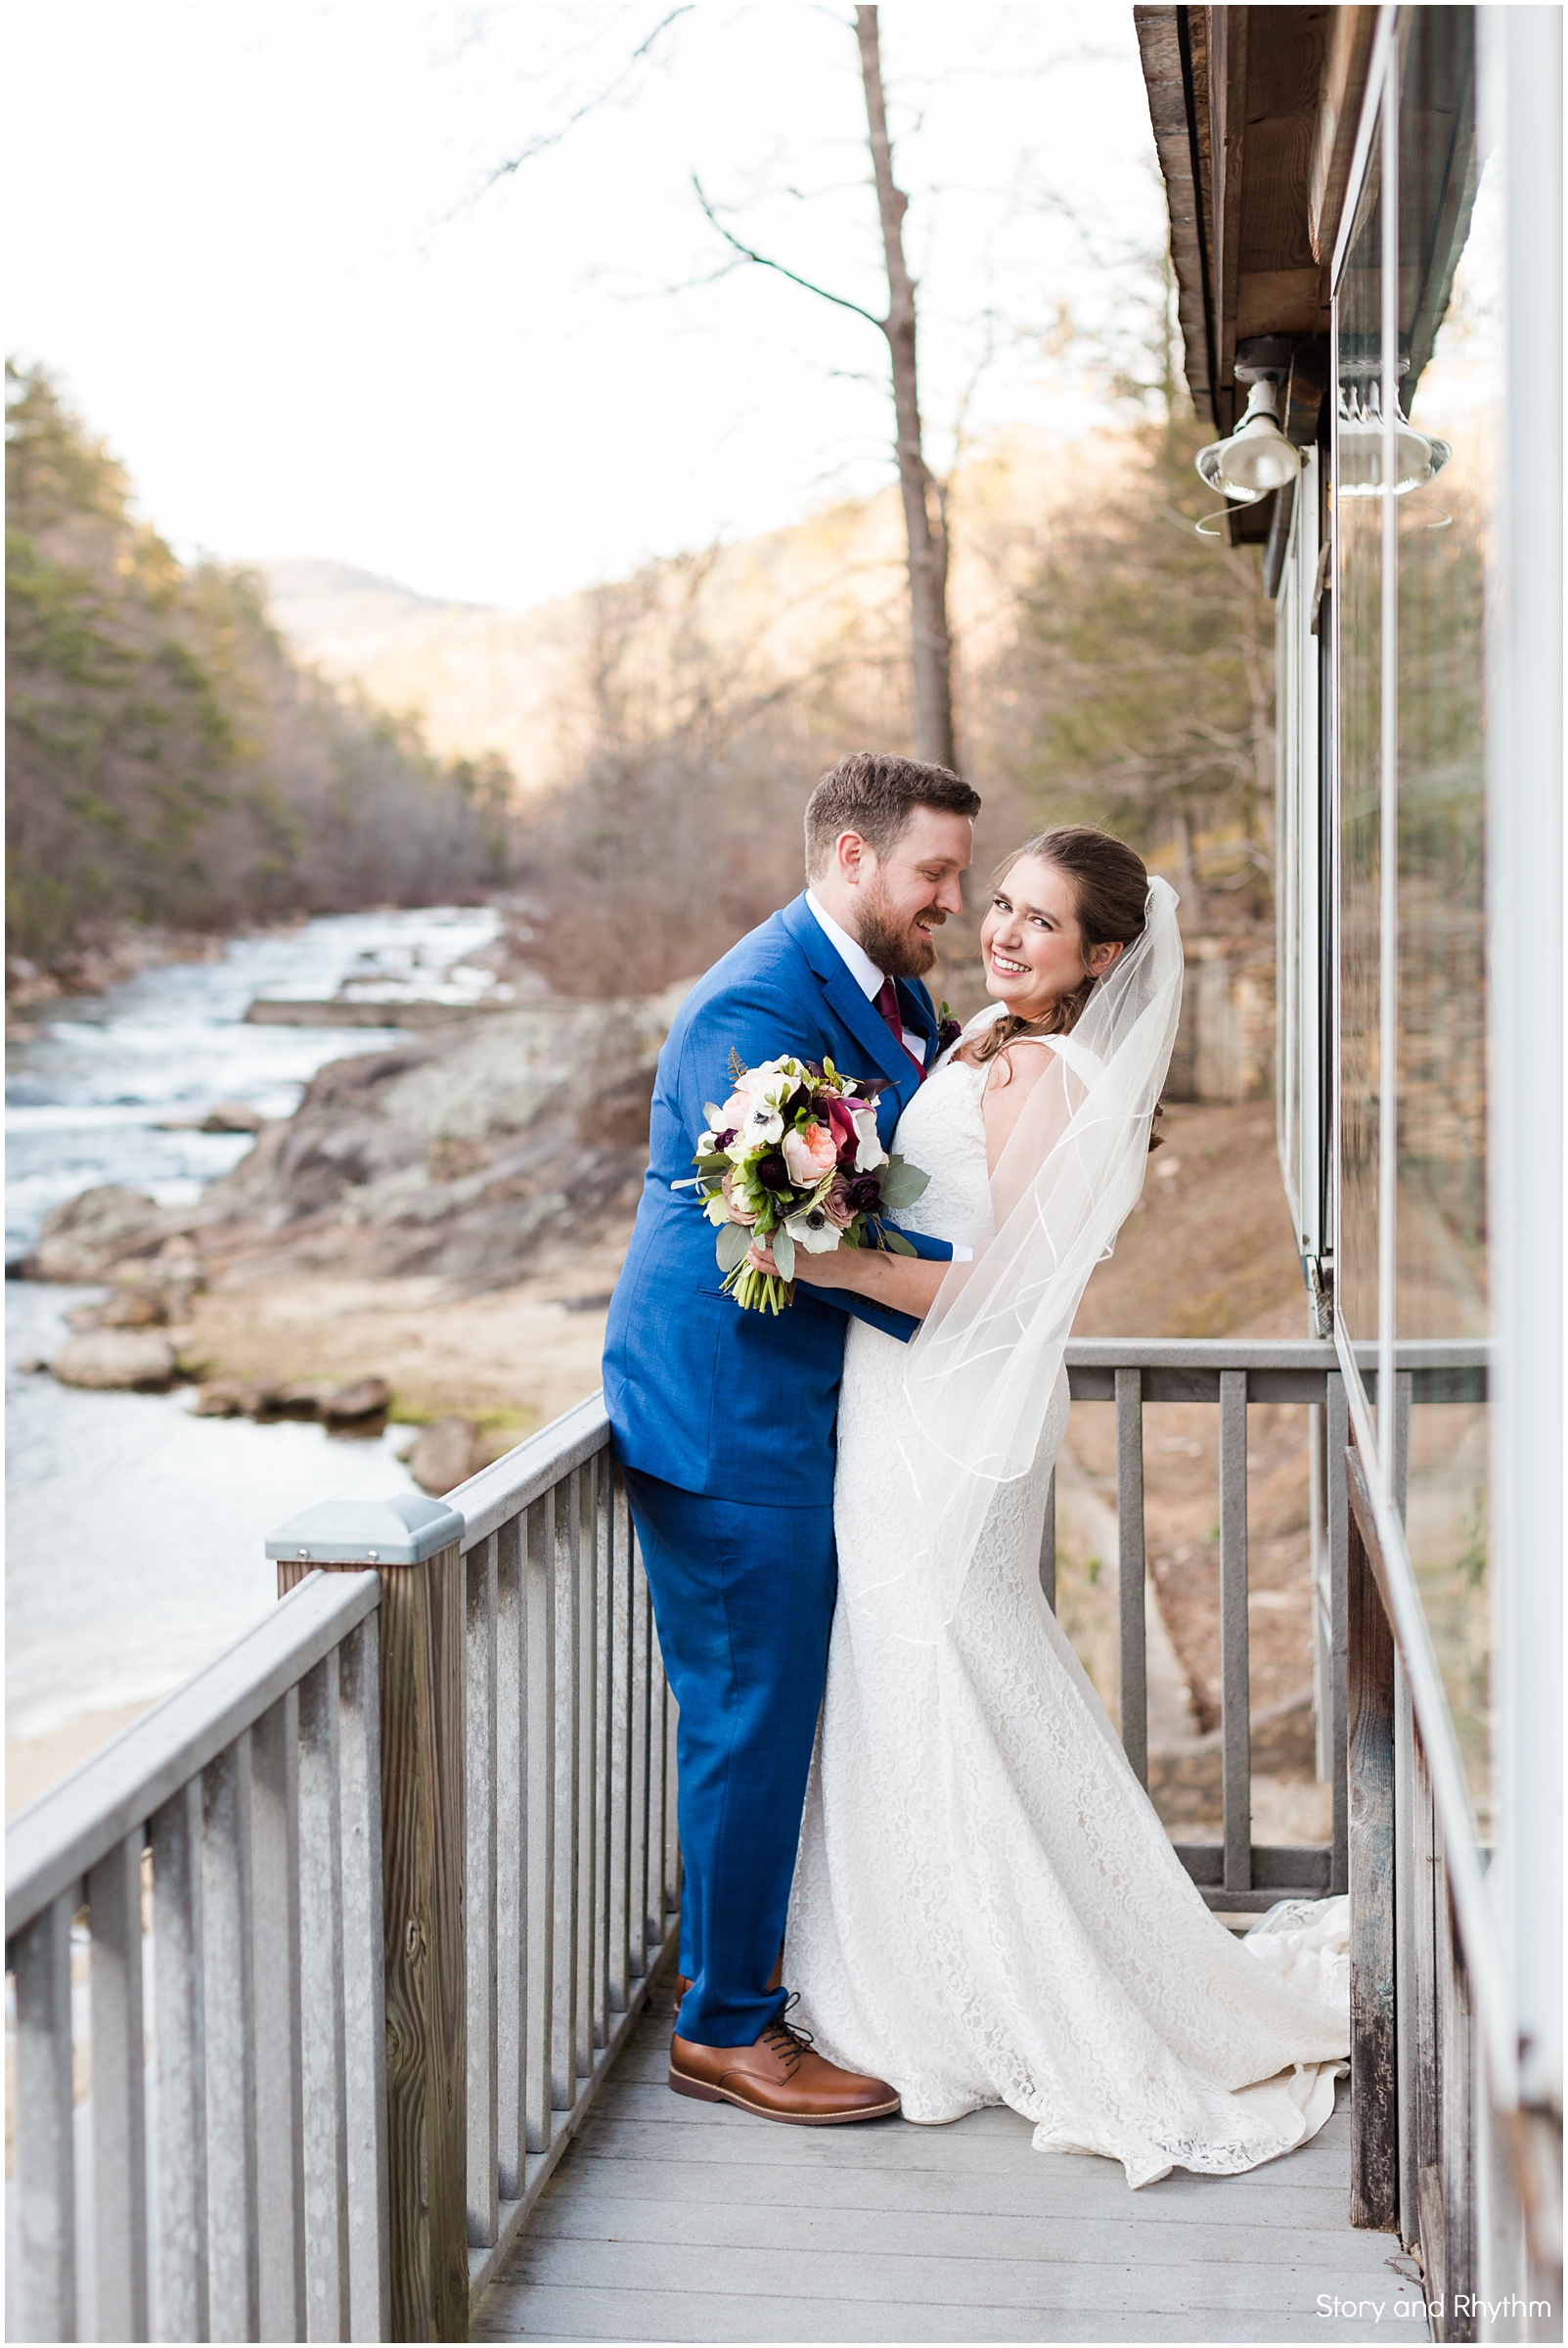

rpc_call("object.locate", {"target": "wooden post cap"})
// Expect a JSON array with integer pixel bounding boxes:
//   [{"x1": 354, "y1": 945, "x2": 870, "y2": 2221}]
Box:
[{"x1": 264, "y1": 1492, "x2": 464, "y2": 1566}]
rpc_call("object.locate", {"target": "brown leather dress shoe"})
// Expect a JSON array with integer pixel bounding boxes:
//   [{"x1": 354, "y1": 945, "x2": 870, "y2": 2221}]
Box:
[{"x1": 669, "y1": 2001, "x2": 899, "y2": 2126}]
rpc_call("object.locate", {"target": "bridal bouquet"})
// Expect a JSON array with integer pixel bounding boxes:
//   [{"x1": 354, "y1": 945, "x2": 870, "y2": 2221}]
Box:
[{"x1": 683, "y1": 1052, "x2": 929, "y2": 1313}]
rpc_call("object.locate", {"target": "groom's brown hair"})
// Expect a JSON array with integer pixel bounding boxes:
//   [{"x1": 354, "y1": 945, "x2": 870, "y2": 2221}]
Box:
[{"x1": 804, "y1": 751, "x2": 980, "y2": 880}]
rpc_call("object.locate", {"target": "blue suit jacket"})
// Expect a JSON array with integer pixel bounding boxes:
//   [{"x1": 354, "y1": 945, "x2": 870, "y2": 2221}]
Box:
[{"x1": 604, "y1": 892, "x2": 954, "y2": 1508}]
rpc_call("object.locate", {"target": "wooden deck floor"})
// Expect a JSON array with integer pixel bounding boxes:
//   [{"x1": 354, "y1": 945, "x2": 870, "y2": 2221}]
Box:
[{"x1": 474, "y1": 1982, "x2": 1429, "y2": 2345}]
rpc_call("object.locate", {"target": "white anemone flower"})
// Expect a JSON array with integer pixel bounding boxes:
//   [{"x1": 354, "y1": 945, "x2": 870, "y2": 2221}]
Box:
[
  {"x1": 784, "y1": 1205, "x2": 842, "y2": 1254},
  {"x1": 740, "y1": 1099, "x2": 784, "y2": 1147}
]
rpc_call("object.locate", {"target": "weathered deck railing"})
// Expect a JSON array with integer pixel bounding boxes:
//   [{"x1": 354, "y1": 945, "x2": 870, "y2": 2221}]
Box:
[
  {"x1": 1342, "y1": 1417, "x2": 1555, "y2": 2338},
  {"x1": 5, "y1": 1568, "x2": 387, "y2": 2342},
  {"x1": 6, "y1": 1395, "x2": 674, "y2": 2343},
  {"x1": 1050, "y1": 1337, "x2": 1555, "y2": 2337},
  {"x1": 1050, "y1": 1338, "x2": 1487, "y2": 1918},
  {"x1": 265, "y1": 1394, "x2": 676, "y2": 2338},
  {"x1": 11, "y1": 1337, "x2": 1520, "y2": 2343},
  {"x1": 437, "y1": 1396, "x2": 678, "y2": 2310}
]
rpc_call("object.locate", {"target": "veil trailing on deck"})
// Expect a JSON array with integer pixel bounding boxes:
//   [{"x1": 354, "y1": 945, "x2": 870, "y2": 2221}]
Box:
[{"x1": 858, "y1": 876, "x2": 1185, "y2": 1644}]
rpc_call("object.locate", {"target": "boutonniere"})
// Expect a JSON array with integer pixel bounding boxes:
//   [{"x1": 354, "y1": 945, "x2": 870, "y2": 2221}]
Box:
[{"x1": 937, "y1": 1001, "x2": 963, "y2": 1054}]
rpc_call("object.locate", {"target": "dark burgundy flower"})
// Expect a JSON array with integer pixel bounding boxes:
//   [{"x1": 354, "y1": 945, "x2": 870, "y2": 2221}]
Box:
[
  {"x1": 755, "y1": 1152, "x2": 789, "y2": 1191},
  {"x1": 816, "y1": 1093, "x2": 862, "y2": 1163},
  {"x1": 844, "y1": 1174, "x2": 883, "y2": 1215}
]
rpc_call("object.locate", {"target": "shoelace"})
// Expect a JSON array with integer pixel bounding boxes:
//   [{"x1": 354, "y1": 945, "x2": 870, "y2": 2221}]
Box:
[{"x1": 760, "y1": 1992, "x2": 816, "y2": 2076}]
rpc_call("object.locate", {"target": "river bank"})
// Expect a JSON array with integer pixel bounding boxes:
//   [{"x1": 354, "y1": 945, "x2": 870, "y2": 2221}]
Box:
[{"x1": 4, "y1": 909, "x2": 549, "y2": 1783}]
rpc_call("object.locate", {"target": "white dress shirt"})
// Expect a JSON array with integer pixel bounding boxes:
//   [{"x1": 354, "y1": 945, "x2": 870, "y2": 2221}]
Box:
[
  {"x1": 805, "y1": 891, "x2": 927, "y2": 1061},
  {"x1": 804, "y1": 890, "x2": 971, "y2": 1263}
]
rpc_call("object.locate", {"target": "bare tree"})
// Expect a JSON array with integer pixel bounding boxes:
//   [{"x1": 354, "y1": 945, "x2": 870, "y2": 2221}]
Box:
[
  {"x1": 855, "y1": 6, "x2": 953, "y2": 768},
  {"x1": 694, "y1": 7, "x2": 955, "y2": 767}
]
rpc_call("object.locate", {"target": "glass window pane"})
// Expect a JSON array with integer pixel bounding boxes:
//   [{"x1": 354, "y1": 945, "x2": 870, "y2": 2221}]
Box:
[
  {"x1": 1396, "y1": 6, "x2": 1494, "y2": 1836},
  {"x1": 1276, "y1": 533, "x2": 1302, "y2": 1231},
  {"x1": 1335, "y1": 153, "x2": 1384, "y2": 1350}
]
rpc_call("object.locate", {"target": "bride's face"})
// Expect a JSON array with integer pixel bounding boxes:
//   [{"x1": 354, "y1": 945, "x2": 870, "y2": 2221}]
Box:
[{"x1": 981, "y1": 856, "x2": 1123, "y2": 1016}]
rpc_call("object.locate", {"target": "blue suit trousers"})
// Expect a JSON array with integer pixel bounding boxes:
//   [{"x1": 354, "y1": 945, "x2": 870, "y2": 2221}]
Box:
[{"x1": 620, "y1": 1463, "x2": 835, "y2": 2048}]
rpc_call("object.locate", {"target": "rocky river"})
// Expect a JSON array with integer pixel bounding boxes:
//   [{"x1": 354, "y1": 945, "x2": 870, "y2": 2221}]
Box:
[{"x1": 5, "y1": 906, "x2": 663, "y2": 1770}]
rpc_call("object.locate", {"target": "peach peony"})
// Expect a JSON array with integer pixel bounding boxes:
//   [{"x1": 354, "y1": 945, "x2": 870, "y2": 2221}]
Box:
[{"x1": 782, "y1": 1119, "x2": 838, "y2": 1185}]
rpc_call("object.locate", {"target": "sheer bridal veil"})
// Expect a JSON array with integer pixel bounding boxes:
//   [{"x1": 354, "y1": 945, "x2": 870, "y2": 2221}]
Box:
[{"x1": 863, "y1": 876, "x2": 1185, "y2": 1643}]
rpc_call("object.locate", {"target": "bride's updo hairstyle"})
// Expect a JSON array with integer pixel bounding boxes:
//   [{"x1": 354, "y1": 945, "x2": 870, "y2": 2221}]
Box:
[{"x1": 969, "y1": 825, "x2": 1166, "y2": 1145}]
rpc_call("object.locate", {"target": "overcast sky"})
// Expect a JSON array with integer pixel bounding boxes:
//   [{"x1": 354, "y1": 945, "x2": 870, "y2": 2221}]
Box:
[{"x1": 9, "y1": 3, "x2": 1165, "y2": 610}]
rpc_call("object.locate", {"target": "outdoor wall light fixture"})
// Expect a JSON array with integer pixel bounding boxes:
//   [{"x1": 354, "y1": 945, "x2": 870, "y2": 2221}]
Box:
[
  {"x1": 1194, "y1": 378, "x2": 1302, "y2": 502},
  {"x1": 1335, "y1": 384, "x2": 1452, "y2": 496}
]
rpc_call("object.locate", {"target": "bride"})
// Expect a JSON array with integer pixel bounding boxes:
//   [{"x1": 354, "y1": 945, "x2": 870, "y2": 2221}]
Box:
[{"x1": 769, "y1": 825, "x2": 1350, "y2": 2190}]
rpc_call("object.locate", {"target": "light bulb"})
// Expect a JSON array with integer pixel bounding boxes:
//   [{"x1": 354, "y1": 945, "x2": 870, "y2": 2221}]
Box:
[{"x1": 1194, "y1": 380, "x2": 1302, "y2": 504}]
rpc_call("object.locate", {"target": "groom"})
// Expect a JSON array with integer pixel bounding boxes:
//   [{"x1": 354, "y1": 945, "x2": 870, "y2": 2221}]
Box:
[{"x1": 604, "y1": 750, "x2": 979, "y2": 2122}]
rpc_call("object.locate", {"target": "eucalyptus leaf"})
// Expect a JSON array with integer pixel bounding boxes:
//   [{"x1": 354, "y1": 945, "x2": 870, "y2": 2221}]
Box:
[
  {"x1": 878, "y1": 1227, "x2": 917, "y2": 1256},
  {"x1": 715, "y1": 1222, "x2": 752, "y2": 1274},
  {"x1": 875, "y1": 1155, "x2": 931, "y2": 1207},
  {"x1": 703, "y1": 1103, "x2": 728, "y2": 1126},
  {"x1": 772, "y1": 1224, "x2": 795, "y2": 1281}
]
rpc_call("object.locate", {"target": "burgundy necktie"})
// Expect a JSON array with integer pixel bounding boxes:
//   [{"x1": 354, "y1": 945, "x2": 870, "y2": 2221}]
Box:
[{"x1": 874, "y1": 976, "x2": 924, "y2": 1082}]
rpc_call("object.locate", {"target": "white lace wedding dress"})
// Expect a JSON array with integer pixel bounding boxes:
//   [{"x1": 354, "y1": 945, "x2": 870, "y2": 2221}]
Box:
[{"x1": 785, "y1": 1046, "x2": 1351, "y2": 2189}]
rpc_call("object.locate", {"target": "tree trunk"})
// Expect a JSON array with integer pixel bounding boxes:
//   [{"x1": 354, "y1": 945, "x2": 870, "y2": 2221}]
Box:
[{"x1": 855, "y1": 5, "x2": 957, "y2": 771}]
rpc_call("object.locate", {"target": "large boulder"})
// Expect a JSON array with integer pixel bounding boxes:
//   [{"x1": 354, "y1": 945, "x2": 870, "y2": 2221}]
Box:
[
  {"x1": 319, "y1": 1377, "x2": 391, "y2": 1423},
  {"x1": 30, "y1": 1187, "x2": 167, "y2": 1282},
  {"x1": 51, "y1": 1331, "x2": 178, "y2": 1390},
  {"x1": 407, "y1": 1418, "x2": 486, "y2": 1496},
  {"x1": 195, "y1": 982, "x2": 692, "y2": 1286}
]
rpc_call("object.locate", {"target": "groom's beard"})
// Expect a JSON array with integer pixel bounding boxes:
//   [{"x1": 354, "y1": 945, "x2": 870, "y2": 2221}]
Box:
[{"x1": 856, "y1": 880, "x2": 943, "y2": 979}]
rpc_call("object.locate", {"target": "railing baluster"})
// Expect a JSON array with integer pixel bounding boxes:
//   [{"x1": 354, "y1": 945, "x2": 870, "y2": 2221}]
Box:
[
  {"x1": 151, "y1": 1781, "x2": 208, "y2": 2339},
  {"x1": 592, "y1": 1457, "x2": 613, "y2": 2054},
  {"x1": 1114, "y1": 1368, "x2": 1147, "y2": 1784},
  {"x1": 1038, "y1": 1465, "x2": 1057, "y2": 1613},
  {"x1": 645, "y1": 1641, "x2": 667, "y2": 1954},
  {"x1": 201, "y1": 1740, "x2": 259, "y2": 2340},
  {"x1": 12, "y1": 1888, "x2": 78, "y2": 2343},
  {"x1": 296, "y1": 1653, "x2": 351, "y2": 2338},
  {"x1": 628, "y1": 1544, "x2": 653, "y2": 1982},
  {"x1": 494, "y1": 1513, "x2": 526, "y2": 2198},
  {"x1": 1393, "y1": 1651, "x2": 1419, "y2": 2248},
  {"x1": 1440, "y1": 1849, "x2": 1476, "y2": 2312},
  {"x1": 606, "y1": 1467, "x2": 633, "y2": 2012},
  {"x1": 466, "y1": 1534, "x2": 500, "y2": 2249},
  {"x1": 523, "y1": 1491, "x2": 557, "y2": 2152},
  {"x1": 1326, "y1": 1372, "x2": 1351, "y2": 1895},
  {"x1": 250, "y1": 1691, "x2": 306, "y2": 2345},
  {"x1": 336, "y1": 1615, "x2": 388, "y2": 2342},
  {"x1": 1390, "y1": 1378, "x2": 1417, "y2": 2250},
  {"x1": 88, "y1": 1830, "x2": 149, "y2": 2343},
  {"x1": 575, "y1": 1468, "x2": 599, "y2": 2080},
  {"x1": 1412, "y1": 1728, "x2": 1442, "y2": 2268},
  {"x1": 1346, "y1": 1449, "x2": 1398, "y2": 2232},
  {"x1": 1219, "y1": 1368, "x2": 1251, "y2": 1897},
  {"x1": 552, "y1": 1472, "x2": 582, "y2": 2110}
]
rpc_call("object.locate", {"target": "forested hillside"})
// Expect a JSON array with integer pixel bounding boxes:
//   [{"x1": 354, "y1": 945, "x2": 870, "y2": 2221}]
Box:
[
  {"x1": 8, "y1": 348, "x2": 1278, "y2": 997},
  {"x1": 5, "y1": 364, "x2": 516, "y2": 969}
]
